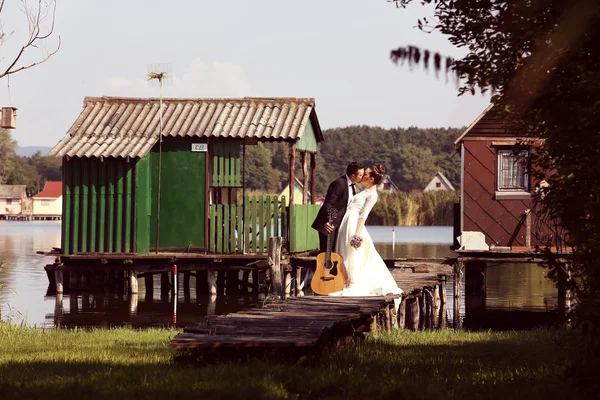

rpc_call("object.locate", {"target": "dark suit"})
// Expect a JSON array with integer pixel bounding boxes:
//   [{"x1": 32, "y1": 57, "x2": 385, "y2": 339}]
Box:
[{"x1": 311, "y1": 175, "x2": 355, "y2": 252}]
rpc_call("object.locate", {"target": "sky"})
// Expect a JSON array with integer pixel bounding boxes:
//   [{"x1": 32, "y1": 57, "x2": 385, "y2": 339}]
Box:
[{"x1": 1, "y1": 0, "x2": 490, "y2": 148}]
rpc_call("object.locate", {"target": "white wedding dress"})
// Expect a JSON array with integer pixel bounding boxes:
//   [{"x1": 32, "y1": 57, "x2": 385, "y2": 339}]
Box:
[{"x1": 329, "y1": 188, "x2": 403, "y2": 309}]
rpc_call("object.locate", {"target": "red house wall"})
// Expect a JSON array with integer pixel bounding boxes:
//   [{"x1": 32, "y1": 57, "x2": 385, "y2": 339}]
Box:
[{"x1": 462, "y1": 140, "x2": 550, "y2": 248}]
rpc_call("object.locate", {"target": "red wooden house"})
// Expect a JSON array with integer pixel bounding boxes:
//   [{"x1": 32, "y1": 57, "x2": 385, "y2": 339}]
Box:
[{"x1": 454, "y1": 103, "x2": 554, "y2": 252}]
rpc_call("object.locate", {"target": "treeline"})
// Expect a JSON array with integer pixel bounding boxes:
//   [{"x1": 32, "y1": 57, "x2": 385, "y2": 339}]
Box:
[
  {"x1": 244, "y1": 125, "x2": 463, "y2": 195},
  {"x1": 0, "y1": 129, "x2": 61, "y2": 195}
]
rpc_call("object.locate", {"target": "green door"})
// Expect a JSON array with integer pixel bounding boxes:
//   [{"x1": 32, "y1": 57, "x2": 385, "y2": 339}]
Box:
[{"x1": 150, "y1": 139, "x2": 206, "y2": 250}]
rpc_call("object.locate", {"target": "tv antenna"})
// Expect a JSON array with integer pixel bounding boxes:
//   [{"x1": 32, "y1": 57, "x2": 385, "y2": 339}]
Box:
[{"x1": 147, "y1": 63, "x2": 173, "y2": 254}]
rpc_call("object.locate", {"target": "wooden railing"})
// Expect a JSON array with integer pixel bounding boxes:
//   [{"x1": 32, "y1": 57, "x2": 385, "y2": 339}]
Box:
[
  {"x1": 209, "y1": 196, "x2": 288, "y2": 254},
  {"x1": 289, "y1": 203, "x2": 320, "y2": 253}
]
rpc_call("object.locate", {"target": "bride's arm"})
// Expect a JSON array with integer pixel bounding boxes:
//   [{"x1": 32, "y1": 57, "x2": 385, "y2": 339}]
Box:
[{"x1": 353, "y1": 192, "x2": 377, "y2": 237}]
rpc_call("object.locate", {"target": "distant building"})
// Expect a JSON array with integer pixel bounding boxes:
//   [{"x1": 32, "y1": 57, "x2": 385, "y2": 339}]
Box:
[
  {"x1": 423, "y1": 172, "x2": 455, "y2": 192},
  {"x1": 378, "y1": 175, "x2": 400, "y2": 193},
  {"x1": 0, "y1": 185, "x2": 27, "y2": 217},
  {"x1": 279, "y1": 178, "x2": 323, "y2": 205},
  {"x1": 32, "y1": 181, "x2": 62, "y2": 220}
]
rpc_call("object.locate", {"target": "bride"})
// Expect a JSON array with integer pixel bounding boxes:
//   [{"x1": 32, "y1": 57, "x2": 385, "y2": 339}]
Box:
[{"x1": 329, "y1": 164, "x2": 403, "y2": 307}]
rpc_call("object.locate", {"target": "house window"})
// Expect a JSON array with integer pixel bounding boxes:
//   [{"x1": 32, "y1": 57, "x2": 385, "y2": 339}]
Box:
[
  {"x1": 383, "y1": 183, "x2": 391, "y2": 191},
  {"x1": 6, "y1": 199, "x2": 11, "y2": 205},
  {"x1": 436, "y1": 182, "x2": 441, "y2": 188},
  {"x1": 498, "y1": 150, "x2": 529, "y2": 191},
  {"x1": 41, "y1": 200, "x2": 50, "y2": 206}
]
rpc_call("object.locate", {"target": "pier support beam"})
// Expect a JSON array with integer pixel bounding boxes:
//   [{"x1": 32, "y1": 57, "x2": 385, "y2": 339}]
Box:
[
  {"x1": 453, "y1": 262, "x2": 464, "y2": 329},
  {"x1": 268, "y1": 236, "x2": 284, "y2": 298},
  {"x1": 439, "y1": 274, "x2": 448, "y2": 328},
  {"x1": 208, "y1": 269, "x2": 217, "y2": 295},
  {"x1": 55, "y1": 269, "x2": 64, "y2": 294},
  {"x1": 557, "y1": 262, "x2": 572, "y2": 325},
  {"x1": 129, "y1": 270, "x2": 138, "y2": 294}
]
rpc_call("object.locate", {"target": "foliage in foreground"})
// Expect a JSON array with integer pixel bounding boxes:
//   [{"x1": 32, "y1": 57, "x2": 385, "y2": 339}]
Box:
[{"x1": 0, "y1": 324, "x2": 582, "y2": 400}]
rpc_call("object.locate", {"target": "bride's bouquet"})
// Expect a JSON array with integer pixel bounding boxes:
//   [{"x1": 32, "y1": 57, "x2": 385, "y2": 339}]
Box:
[{"x1": 350, "y1": 235, "x2": 363, "y2": 249}]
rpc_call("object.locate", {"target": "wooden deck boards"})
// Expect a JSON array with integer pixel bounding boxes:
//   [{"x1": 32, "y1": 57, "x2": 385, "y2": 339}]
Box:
[{"x1": 170, "y1": 296, "x2": 396, "y2": 350}]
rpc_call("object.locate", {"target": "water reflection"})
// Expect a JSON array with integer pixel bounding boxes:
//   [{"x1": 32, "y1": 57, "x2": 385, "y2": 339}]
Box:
[
  {"x1": 50, "y1": 290, "x2": 258, "y2": 329},
  {"x1": 1, "y1": 222, "x2": 563, "y2": 330}
]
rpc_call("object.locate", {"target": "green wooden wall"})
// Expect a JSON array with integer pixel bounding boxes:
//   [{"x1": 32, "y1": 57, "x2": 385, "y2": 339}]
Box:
[
  {"x1": 62, "y1": 157, "x2": 137, "y2": 254},
  {"x1": 295, "y1": 120, "x2": 319, "y2": 153},
  {"x1": 149, "y1": 139, "x2": 206, "y2": 251},
  {"x1": 289, "y1": 203, "x2": 320, "y2": 252}
]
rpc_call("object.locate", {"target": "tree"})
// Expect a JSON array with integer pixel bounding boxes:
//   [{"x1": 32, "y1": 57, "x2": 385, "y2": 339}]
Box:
[
  {"x1": 392, "y1": 143, "x2": 438, "y2": 191},
  {"x1": 0, "y1": 0, "x2": 60, "y2": 80},
  {"x1": 0, "y1": 128, "x2": 17, "y2": 184},
  {"x1": 243, "y1": 143, "x2": 272, "y2": 190},
  {"x1": 390, "y1": 0, "x2": 600, "y2": 382}
]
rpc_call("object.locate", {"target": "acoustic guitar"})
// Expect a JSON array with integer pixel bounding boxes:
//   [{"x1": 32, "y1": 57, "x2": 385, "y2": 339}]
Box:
[{"x1": 311, "y1": 209, "x2": 345, "y2": 295}]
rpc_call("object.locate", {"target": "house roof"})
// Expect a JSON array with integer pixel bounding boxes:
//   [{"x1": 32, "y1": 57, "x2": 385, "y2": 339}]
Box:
[
  {"x1": 0, "y1": 185, "x2": 27, "y2": 198},
  {"x1": 379, "y1": 175, "x2": 400, "y2": 191},
  {"x1": 49, "y1": 96, "x2": 324, "y2": 159},
  {"x1": 33, "y1": 181, "x2": 62, "y2": 199},
  {"x1": 425, "y1": 172, "x2": 455, "y2": 191}
]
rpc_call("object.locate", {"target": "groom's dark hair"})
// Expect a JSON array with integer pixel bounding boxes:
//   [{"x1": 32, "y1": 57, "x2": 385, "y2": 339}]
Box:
[{"x1": 346, "y1": 162, "x2": 365, "y2": 176}]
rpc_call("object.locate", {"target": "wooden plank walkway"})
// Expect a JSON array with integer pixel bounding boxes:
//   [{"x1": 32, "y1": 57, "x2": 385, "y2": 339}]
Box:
[{"x1": 170, "y1": 296, "x2": 397, "y2": 350}]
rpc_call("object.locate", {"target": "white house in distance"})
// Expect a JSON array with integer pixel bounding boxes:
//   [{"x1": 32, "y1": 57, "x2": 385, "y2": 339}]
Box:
[
  {"x1": 32, "y1": 181, "x2": 62, "y2": 220},
  {"x1": 423, "y1": 172, "x2": 455, "y2": 192},
  {"x1": 0, "y1": 184, "x2": 27, "y2": 219},
  {"x1": 378, "y1": 175, "x2": 400, "y2": 194}
]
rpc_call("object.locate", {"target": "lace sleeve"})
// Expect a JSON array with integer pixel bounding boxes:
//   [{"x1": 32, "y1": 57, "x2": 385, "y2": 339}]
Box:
[{"x1": 359, "y1": 191, "x2": 377, "y2": 219}]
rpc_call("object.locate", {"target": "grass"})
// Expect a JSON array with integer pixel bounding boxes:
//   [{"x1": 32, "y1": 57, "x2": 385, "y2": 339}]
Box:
[{"x1": 0, "y1": 323, "x2": 581, "y2": 400}]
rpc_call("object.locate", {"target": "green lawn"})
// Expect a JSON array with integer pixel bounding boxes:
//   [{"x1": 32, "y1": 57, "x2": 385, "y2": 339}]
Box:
[{"x1": 0, "y1": 323, "x2": 579, "y2": 400}]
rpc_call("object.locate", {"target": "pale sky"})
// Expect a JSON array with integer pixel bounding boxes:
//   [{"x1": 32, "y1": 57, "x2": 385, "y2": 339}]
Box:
[{"x1": 1, "y1": 0, "x2": 490, "y2": 148}]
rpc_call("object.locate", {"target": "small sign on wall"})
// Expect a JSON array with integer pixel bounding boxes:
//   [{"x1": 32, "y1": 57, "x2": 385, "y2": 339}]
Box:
[{"x1": 191, "y1": 143, "x2": 208, "y2": 152}]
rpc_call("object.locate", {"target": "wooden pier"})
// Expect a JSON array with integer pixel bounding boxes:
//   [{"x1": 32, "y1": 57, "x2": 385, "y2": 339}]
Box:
[{"x1": 170, "y1": 296, "x2": 398, "y2": 354}]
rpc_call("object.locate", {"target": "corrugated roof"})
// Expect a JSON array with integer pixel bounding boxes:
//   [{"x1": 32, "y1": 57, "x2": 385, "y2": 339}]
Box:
[
  {"x1": 49, "y1": 96, "x2": 323, "y2": 158},
  {"x1": 0, "y1": 185, "x2": 27, "y2": 198},
  {"x1": 33, "y1": 181, "x2": 62, "y2": 198}
]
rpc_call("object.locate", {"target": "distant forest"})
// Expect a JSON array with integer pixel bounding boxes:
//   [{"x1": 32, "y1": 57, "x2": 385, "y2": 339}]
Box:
[
  {"x1": 245, "y1": 125, "x2": 464, "y2": 195},
  {"x1": 1, "y1": 126, "x2": 463, "y2": 199}
]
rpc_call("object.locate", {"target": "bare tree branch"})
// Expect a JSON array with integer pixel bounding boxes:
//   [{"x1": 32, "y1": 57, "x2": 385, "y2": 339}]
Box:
[{"x1": 0, "y1": 0, "x2": 60, "y2": 80}]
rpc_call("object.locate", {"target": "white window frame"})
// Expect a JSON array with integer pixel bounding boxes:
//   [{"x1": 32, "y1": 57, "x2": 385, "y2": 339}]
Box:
[
  {"x1": 496, "y1": 149, "x2": 530, "y2": 199},
  {"x1": 41, "y1": 200, "x2": 50, "y2": 206}
]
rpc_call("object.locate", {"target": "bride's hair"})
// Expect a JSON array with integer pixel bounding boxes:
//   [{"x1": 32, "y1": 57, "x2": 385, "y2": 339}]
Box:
[{"x1": 370, "y1": 164, "x2": 386, "y2": 185}]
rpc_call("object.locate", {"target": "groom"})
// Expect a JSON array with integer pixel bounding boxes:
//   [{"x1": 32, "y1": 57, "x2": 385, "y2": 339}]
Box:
[{"x1": 311, "y1": 162, "x2": 365, "y2": 252}]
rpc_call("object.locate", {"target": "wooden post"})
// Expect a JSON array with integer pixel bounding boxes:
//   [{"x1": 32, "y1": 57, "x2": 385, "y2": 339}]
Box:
[
  {"x1": 398, "y1": 296, "x2": 406, "y2": 329},
  {"x1": 69, "y1": 294, "x2": 78, "y2": 314},
  {"x1": 268, "y1": 236, "x2": 284, "y2": 298},
  {"x1": 295, "y1": 266, "x2": 303, "y2": 296},
  {"x1": 370, "y1": 315, "x2": 378, "y2": 333},
  {"x1": 196, "y1": 269, "x2": 208, "y2": 294},
  {"x1": 207, "y1": 294, "x2": 217, "y2": 316},
  {"x1": 390, "y1": 303, "x2": 398, "y2": 329},
  {"x1": 242, "y1": 270, "x2": 250, "y2": 293},
  {"x1": 384, "y1": 306, "x2": 391, "y2": 333},
  {"x1": 208, "y1": 269, "x2": 218, "y2": 295},
  {"x1": 144, "y1": 272, "x2": 153, "y2": 297},
  {"x1": 525, "y1": 210, "x2": 531, "y2": 251},
  {"x1": 418, "y1": 291, "x2": 426, "y2": 330},
  {"x1": 54, "y1": 293, "x2": 64, "y2": 322},
  {"x1": 55, "y1": 269, "x2": 64, "y2": 294},
  {"x1": 301, "y1": 152, "x2": 309, "y2": 205},
  {"x1": 288, "y1": 144, "x2": 296, "y2": 206},
  {"x1": 129, "y1": 293, "x2": 138, "y2": 316},
  {"x1": 284, "y1": 271, "x2": 292, "y2": 298},
  {"x1": 69, "y1": 270, "x2": 78, "y2": 291},
  {"x1": 432, "y1": 284, "x2": 440, "y2": 328},
  {"x1": 557, "y1": 262, "x2": 572, "y2": 325},
  {"x1": 310, "y1": 153, "x2": 316, "y2": 205},
  {"x1": 411, "y1": 296, "x2": 420, "y2": 330},
  {"x1": 129, "y1": 269, "x2": 138, "y2": 294},
  {"x1": 453, "y1": 262, "x2": 463, "y2": 329},
  {"x1": 424, "y1": 288, "x2": 433, "y2": 329}
]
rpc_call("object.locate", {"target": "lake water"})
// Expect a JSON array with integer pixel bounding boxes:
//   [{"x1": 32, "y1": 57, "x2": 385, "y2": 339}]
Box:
[{"x1": 0, "y1": 221, "x2": 559, "y2": 329}]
